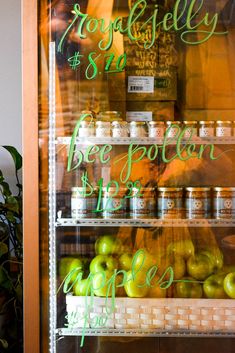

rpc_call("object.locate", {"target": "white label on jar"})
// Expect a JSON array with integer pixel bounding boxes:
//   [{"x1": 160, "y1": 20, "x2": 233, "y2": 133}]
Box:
[
  {"x1": 126, "y1": 111, "x2": 153, "y2": 122},
  {"x1": 112, "y1": 128, "x2": 129, "y2": 138},
  {"x1": 128, "y1": 76, "x2": 154, "y2": 93},
  {"x1": 96, "y1": 128, "x2": 111, "y2": 137},
  {"x1": 79, "y1": 128, "x2": 95, "y2": 138},
  {"x1": 168, "y1": 127, "x2": 179, "y2": 138},
  {"x1": 216, "y1": 127, "x2": 232, "y2": 137},
  {"x1": 199, "y1": 127, "x2": 214, "y2": 137},
  {"x1": 184, "y1": 127, "x2": 197, "y2": 138},
  {"x1": 149, "y1": 127, "x2": 165, "y2": 138}
]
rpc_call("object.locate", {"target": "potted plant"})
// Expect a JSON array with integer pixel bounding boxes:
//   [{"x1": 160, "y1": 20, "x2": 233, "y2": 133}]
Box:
[{"x1": 0, "y1": 146, "x2": 23, "y2": 353}]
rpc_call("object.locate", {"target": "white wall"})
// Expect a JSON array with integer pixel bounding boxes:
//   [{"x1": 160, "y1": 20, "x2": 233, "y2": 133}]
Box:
[{"x1": 0, "y1": 0, "x2": 22, "y2": 194}]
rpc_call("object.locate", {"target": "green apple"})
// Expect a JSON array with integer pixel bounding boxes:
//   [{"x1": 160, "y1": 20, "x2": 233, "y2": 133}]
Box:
[
  {"x1": 223, "y1": 272, "x2": 235, "y2": 299},
  {"x1": 132, "y1": 248, "x2": 155, "y2": 272},
  {"x1": 199, "y1": 249, "x2": 223, "y2": 272},
  {"x1": 95, "y1": 235, "x2": 122, "y2": 255},
  {"x1": 174, "y1": 277, "x2": 202, "y2": 298},
  {"x1": 167, "y1": 240, "x2": 195, "y2": 260},
  {"x1": 90, "y1": 255, "x2": 118, "y2": 274},
  {"x1": 92, "y1": 271, "x2": 114, "y2": 297},
  {"x1": 59, "y1": 257, "x2": 83, "y2": 283},
  {"x1": 166, "y1": 255, "x2": 186, "y2": 280},
  {"x1": 203, "y1": 273, "x2": 228, "y2": 299},
  {"x1": 74, "y1": 275, "x2": 91, "y2": 296},
  {"x1": 124, "y1": 271, "x2": 149, "y2": 298},
  {"x1": 119, "y1": 253, "x2": 133, "y2": 272},
  {"x1": 187, "y1": 253, "x2": 214, "y2": 280}
]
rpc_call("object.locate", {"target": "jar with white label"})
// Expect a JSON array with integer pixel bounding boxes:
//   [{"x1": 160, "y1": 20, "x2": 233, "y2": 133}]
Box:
[
  {"x1": 166, "y1": 121, "x2": 181, "y2": 138},
  {"x1": 157, "y1": 187, "x2": 183, "y2": 219},
  {"x1": 78, "y1": 121, "x2": 95, "y2": 138},
  {"x1": 71, "y1": 187, "x2": 97, "y2": 218},
  {"x1": 185, "y1": 187, "x2": 211, "y2": 219},
  {"x1": 130, "y1": 187, "x2": 156, "y2": 218},
  {"x1": 183, "y1": 121, "x2": 198, "y2": 138},
  {"x1": 96, "y1": 121, "x2": 111, "y2": 137},
  {"x1": 129, "y1": 121, "x2": 147, "y2": 138},
  {"x1": 111, "y1": 121, "x2": 129, "y2": 138},
  {"x1": 199, "y1": 121, "x2": 215, "y2": 137},
  {"x1": 216, "y1": 121, "x2": 232, "y2": 137},
  {"x1": 102, "y1": 187, "x2": 128, "y2": 218},
  {"x1": 213, "y1": 187, "x2": 235, "y2": 219},
  {"x1": 148, "y1": 121, "x2": 165, "y2": 138}
]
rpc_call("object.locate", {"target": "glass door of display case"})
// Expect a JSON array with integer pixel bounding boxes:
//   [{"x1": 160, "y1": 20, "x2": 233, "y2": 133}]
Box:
[{"x1": 23, "y1": 1, "x2": 235, "y2": 353}]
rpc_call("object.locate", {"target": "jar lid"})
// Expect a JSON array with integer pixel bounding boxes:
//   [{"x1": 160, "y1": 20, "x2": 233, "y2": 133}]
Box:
[
  {"x1": 166, "y1": 121, "x2": 181, "y2": 125},
  {"x1": 96, "y1": 121, "x2": 111, "y2": 127},
  {"x1": 183, "y1": 121, "x2": 198, "y2": 125},
  {"x1": 214, "y1": 187, "x2": 235, "y2": 192},
  {"x1": 149, "y1": 121, "x2": 165, "y2": 126},
  {"x1": 112, "y1": 121, "x2": 128, "y2": 126},
  {"x1": 186, "y1": 187, "x2": 211, "y2": 192},
  {"x1": 199, "y1": 121, "x2": 215, "y2": 125},
  {"x1": 102, "y1": 187, "x2": 127, "y2": 192},
  {"x1": 129, "y1": 121, "x2": 146, "y2": 126},
  {"x1": 216, "y1": 121, "x2": 232, "y2": 124},
  {"x1": 80, "y1": 121, "x2": 95, "y2": 127},
  {"x1": 158, "y1": 187, "x2": 183, "y2": 192}
]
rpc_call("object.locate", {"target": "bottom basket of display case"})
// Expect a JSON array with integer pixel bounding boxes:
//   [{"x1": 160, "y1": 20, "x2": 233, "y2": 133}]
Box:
[{"x1": 66, "y1": 295, "x2": 235, "y2": 333}]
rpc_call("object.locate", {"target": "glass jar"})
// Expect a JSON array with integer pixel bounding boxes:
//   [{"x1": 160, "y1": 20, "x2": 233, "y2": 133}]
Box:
[
  {"x1": 216, "y1": 121, "x2": 232, "y2": 137},
  {"x1": 148, "y1": 121, "x2": 165, "y2": 138},
  {"x1": 185, "y1": 187, "x2": 211, "y2": 219},
  {"x1": 129, "y1": 121, "x2": 147, "y2": 138},
  {"x1": 78, "y1": 121, "x2": 95, "y2": 137},
  {"x1": 130, "y1": 187, "x2": 156, "y2": 218},
  {"x1": 97, "y1": 111, "x2": 122, "y2": 122},
  {"x1": 199, "y1": 121, "x2": 215, "y2": 137},
  {"x1": 213, "y1": 187, "x2": 235, "y2": 219},
  {"x1": 183, "y1": 121, "x2": 198, "y2": 138},
  {"x1": 71, "y1": 187, "x2": 97, "y2": 218},
  {"x1": 96, "y1": 121, "x2": 111, "y2": 137},
  {"x1": 111, "y1": 121, "x2": 129, "y2": 138},
  {"x1": 102, "y1": 187, "x2": 128, "y2": 218},
  {"x1": 166, "y1": 121, "x2": 181, "y2": 138},
  {"x1": 157, "y1": 187, "x2": 183, "y2": 219}
]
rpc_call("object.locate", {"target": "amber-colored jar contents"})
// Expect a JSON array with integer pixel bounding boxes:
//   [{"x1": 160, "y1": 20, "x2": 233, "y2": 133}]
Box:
[
  {"x1": 157, "y1": 187, "x2": 183, "y2": 219},
  {"x1": 185, "y1": 187, "x2": 211, "y2": 219}
]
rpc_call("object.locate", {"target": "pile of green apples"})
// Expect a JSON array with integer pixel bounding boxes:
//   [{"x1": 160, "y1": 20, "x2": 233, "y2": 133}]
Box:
[{"x1": 59, "y1": 236, "x2": 235, "y2": 299}]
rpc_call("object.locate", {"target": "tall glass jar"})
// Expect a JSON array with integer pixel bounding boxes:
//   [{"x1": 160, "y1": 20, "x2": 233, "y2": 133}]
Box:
[
  {"x1": 102, "y1": 187, "x2": 128, "y2": 218},
  {"x1": 130, "y1": 187, "x2": 156, "y2": 218}
]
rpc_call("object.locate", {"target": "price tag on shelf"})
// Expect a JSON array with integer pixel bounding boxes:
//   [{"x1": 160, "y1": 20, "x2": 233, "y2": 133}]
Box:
[
  {"x1": 126, "y1": 111, "x2": 153, "y2": 122},
  {"x1": 128, "y1": 76, "x2": 154, "y2": 93}
]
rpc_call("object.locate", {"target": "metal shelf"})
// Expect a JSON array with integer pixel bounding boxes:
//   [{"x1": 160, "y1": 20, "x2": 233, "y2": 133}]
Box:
[
  {"x1": 56, "y1": 136, "x2": 235, "y2": 146},
  {"x1": 56, "y1": 327, "x2": 235, "y2": 338},
  {"x1": 56, "y1": 217, "x2": 235, "y2": 228}
]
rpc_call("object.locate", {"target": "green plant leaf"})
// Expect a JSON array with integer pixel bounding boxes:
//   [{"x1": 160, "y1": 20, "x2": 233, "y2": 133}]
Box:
[
  {"x1": 0, "y1": 181, "x2": 11, "y2": 197},
  {"x1": 0, "y1": 339, "x2": 8, "y2": 349},
  {"x1": 0, "y1": 266, "x2": 12, "y2": 290},
  {"x1": 2, "y1": 146, "x2": 22, "y2": 171},
  {"x1": 0, "y1": 242, "x2": 8, "y2": 258},
  {"x1": 5, "y1": 196, "x2": 19, "y2": 214}
]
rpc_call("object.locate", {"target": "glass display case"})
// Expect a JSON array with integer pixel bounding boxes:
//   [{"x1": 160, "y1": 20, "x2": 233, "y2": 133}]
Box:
[{"x1": 29, "y1": 0, "x2": 235, "y2": 352}]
